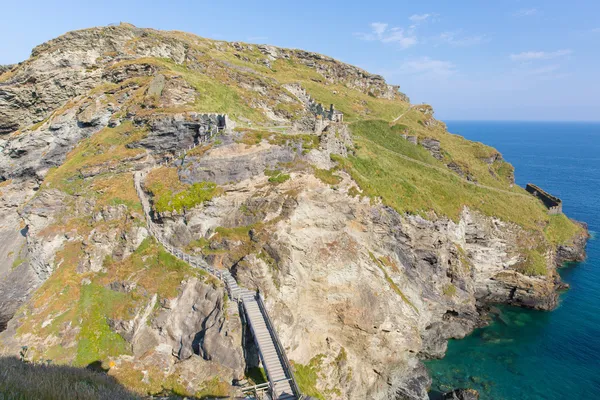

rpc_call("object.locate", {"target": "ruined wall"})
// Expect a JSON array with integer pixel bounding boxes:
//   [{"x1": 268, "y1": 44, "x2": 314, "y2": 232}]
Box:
[{"x1": 526, "y1": 183, "x2": 563, "y2": 214}]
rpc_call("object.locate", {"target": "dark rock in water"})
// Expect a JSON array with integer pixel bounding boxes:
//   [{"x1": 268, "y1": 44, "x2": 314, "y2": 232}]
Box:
[{"x1": 443, "y1": 388, "x2": 480, "y2": 400}]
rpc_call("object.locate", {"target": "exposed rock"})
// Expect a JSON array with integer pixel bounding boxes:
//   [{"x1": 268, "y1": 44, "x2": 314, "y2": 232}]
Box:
[
  {"x1": 0, "y1": 65, "x2": 15, "y2": 75},
  {"x1": 447, "y1": 162, "x2": 476, "y2": 182},
  {"x1": 130, "y1": 112, "x2": 227, "y2": 153},
  {"x1": 556, "y1": 221, "x2": 589, "y2": 265},
  {"x1": 0, "y1": 23, "x2": 589, "y2": 400},
  {"x1": 420, "y1": 138, "x2": 442, "y2": 160},
  {"x1": 146, "y1": 74, "x2": 166, "y2": 97},
  {"x1": 132, "y1": 277, "x2": 244, "y2": 378},
  {"x1": 179, "y1": 141, "x2": 297, "y2": 185},
  {"x1": 0, "y1": 100, "x2": 111, "y2": 181},
  {"x1": 443, "y1": 388, "x2": 480, "y2": 400}
]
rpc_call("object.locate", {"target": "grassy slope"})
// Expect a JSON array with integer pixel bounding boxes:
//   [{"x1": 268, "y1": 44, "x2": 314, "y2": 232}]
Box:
[
  {"x1": 5, "y1": 25, "x2": 586, "y2": 398},
  {"x1": 338, "y1": 120, "x2": 585, "y2": 275},
  {"x1": 0, "y1": 357, "x2": 138, "y2": 400}
]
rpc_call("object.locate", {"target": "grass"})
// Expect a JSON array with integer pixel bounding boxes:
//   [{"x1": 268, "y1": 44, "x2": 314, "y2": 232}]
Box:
[
  {"x1": 313, "y1": 167, "x2": 342, "y2": 185},
  {"x1": 545, "y1": 213, "x2": 585, "y2": 246},
  {"x1": 514, "y1": 248, "x2": 548, "y2": 276},
  {"x1": 336, "y1": 120, "x2": 585, "y2": 275},
  {"x1": 0, "y1": 357, "x2": 138, "y2": 400},
  {"x1": 195, "y1": 376, "x2": 231, "y2": 398},
  {"x1": 12, "y1": 257, "x2": 27, "y2": 269},
  {"x1": 339, "y1": 120, "x2": 555, "y2": 230},
  {"x1": 74, "y1": 283, "x2": 132, "y2": 366},
  {"x1": 293, "y1": 355, "x2": 326, "y2": 400},
  {"x1": 43, "y1": 122, "x2": 147, "y2": 195},
  {"x1": 145, "y1": 167, "x2": 221, "y2": 213},
  {"x1": 16, "y1": 238, "x2": 208, "y2": 367},
  {"x1": 268, "y1": 172, "x2": 291, "y2": 184},
  {"x1": 443, "y1": 284, "x2": 457, "y2": 297},
  {"x1": 394, "y1": 108, "x2": 517, "y2": 190},
  {"x1": 245, "y1": 367, "x2": 268, "y2": 385}
]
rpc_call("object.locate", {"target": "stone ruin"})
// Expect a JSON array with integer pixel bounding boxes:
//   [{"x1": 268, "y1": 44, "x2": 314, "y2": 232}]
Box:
[
  {"x1": 526, "y1": 183, "x2": 563, "y2": 214},
  {"x1": 311, "y1": 103, "x2": 344, "y2": 123},
  {"x1": 130, "y1": 112, "x2": 234, "y2": 153},
  {"x1": 282, "y1": 83, "x2": 344, "y2": 133}
]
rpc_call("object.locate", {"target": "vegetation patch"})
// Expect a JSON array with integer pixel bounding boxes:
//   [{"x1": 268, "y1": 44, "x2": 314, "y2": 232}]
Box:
[
  {"x1": 338, "y1": 120, "x2": 574, "y2": 248},
  {"x1": 74, "y1": 283, "x2": 132, "y2": 366},
  {"x1": 268, "y1": 172, "x2": 290, "y2": 184},
  {"x1": 145, "y1": 167, "x2": 221, "y2": 214},
  {"x1": 293, "y1": 354, "x2": 326, "y2": 400},
  {"x1": 313, "y1": 167, "x2": 342, "y2": 185},
  {"x1": 43, "y1": 122, "x2": 147, "y2": 195},
  {"x1": 16, "y1": 238, "x2": 207, "y2": 367},
  {"x1": 545, "y1": 214, "x2": 585, "y2": 246},
  {"x1": 0, "y1": 357, "x2": 138, "y2": 400},
  {"x1": 443, "y1": 284, "x2": 457, "y2": 297},
  {"x1": 246, "y1": 367, "x2": 268, "y2": 385},
  {"x1": 514, "y1": 248, "x2": 548, "y2": 276}
]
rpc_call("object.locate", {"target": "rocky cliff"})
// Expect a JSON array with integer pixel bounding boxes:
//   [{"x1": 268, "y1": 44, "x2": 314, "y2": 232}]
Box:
[{"x1": 0, "y1": 23, "x2": 588, "y2": 399}]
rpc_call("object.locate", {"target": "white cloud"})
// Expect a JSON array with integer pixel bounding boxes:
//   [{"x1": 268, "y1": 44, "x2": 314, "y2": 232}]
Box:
[
  {"x1": 514, "y1": 8, "x2": 538, "y2": 17},
  {"x1": 410, "y1": 14, "x2": 431, "y2": 23},
  {"x1": 510, "y1": 49, "x2": 572, "y2": 61},
  {"x1": 397, "y1": 57, "x2": 457, "y2": 77},
  {"x1": 438, "y1": 31, "x2": 487, "y2": 47},
  {"x1": 371, "y1": 22, "x2": 388, "y2": 37},
  {"x1": 355, "y1": 22, "x2": 417, "y2": 49},
  {"x1": 591, "y1": 28, "x2": 600, "y2": 33}
]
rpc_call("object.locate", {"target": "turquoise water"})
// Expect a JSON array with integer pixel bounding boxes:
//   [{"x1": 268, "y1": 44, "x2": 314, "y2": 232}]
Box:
[{"x1": 426, "y1": 121, "x2": 600, "y2": 399}]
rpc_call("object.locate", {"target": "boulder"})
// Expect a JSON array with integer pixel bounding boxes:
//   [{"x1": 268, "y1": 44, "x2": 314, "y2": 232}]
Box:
[{"x1": 443, "y1": 388, "x2": 480, "y2": 400}]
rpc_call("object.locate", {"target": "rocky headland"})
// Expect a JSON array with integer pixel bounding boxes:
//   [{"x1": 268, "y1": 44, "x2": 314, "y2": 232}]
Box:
[{"x1": 0, "y1": 23, "x2": 588, "y2": 399}]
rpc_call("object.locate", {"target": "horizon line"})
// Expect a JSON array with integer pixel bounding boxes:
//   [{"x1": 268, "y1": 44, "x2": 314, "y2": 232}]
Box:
[{"x1": 441, "y1": 119, "x2": 600, "y2": 123}]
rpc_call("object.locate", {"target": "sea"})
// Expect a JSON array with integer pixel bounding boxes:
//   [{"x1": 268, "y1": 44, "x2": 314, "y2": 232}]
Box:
[{"x1": 426, "y1": 121, "x2": 600, "y2": 400}]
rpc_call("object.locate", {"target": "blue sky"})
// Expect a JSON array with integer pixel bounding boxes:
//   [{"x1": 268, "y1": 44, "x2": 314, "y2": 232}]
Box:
[{"x1": 2, "y1": 0, "x2": 599, "y2": 121}]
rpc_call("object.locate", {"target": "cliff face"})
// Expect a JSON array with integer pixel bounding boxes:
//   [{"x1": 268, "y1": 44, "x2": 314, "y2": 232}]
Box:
[{"x1": 0, "y1": 23, "x2": 587, "y2": 399}]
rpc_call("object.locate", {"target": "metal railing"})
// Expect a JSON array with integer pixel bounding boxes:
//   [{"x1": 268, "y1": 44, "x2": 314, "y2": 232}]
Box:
[
  {"x1": 133, "y1": 124, "x2": 302, "y2": 400},
  {"x1": 256, "y1": 293, "x2": 303, "y2": 399}
]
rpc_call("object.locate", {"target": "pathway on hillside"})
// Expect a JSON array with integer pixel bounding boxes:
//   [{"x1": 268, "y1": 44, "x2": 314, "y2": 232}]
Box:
[
  {"x1": 133, "y1": 136, "x2": 301, "y2": 400},
  {"x1": 361, "y1": 137, "x2": 532, "y2": 198},
  {"x1": 392, "y1": 104, "x2": 416, "y2": 123}
]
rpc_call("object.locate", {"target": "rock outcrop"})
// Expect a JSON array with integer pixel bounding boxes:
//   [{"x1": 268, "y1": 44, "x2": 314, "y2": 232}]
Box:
[
  {"x1": 0, "y1": 23, "x2": 588, "y2": 400},
  {"x1": 443, "y1": 388, "x2": 480, "y2": 400}
]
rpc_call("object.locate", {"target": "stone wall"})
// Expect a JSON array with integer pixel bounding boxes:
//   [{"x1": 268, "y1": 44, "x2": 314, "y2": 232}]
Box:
[
  {"x1": 130, "y1": 112, "x2": 231, "y2": 152},
  {"x1": 526, "y1": 183, "x2": 562, "y2": 214}
]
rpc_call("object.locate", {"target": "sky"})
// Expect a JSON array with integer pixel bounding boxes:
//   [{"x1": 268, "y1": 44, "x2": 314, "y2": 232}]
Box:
[{"x1": 1, "y1": 0, "x2": 599, "y2": 121}]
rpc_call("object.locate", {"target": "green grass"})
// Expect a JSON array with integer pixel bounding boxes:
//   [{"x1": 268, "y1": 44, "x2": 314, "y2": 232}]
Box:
[
  {"x1": 265, "y1": 169, "x2": 291, "y2": 184},
  {"x1": 268, "y1": 173, "x2": 291, "y2": 184},
  {"x1": 0, "y1": 357, "x2": 138, "y2": 400},
  {"x1": 16, "y1": 237, "x2": 208, "y2": 368},
  {"x1": 245, "y1": 367, "x2": 268, "y2": 385},
  {"x1": 300, "y1": 80, "x2": 408, "y2": 123},
  {"x1": 152, "y1": 181, "x2": 220, "y2": 213},
  {"x1": 514, "y1": 248, "x2": 548, "y2": 276},
  {"x1": 443, "y1": 284, "x2": 457, "y2": 297},
  {"x1": 340, "y1": 120, "x2": 552, "y2": 230},
  {"x1": 545, "y1": 214, "x2": 584, "y2": 246},
  {"x1": 12, "y1": 257, "x2": 27, "y2": 269},
  {"x1": 313, "y1": 167, "x2": 342, "y2": 185},
  {"x1": 293, "y1": 355, "x2": 325, "y2": 400},
  {"x1": 75, "y1": 284, "x2": 132, "y2": 367},
  {"x1": 43, "y1": 122, "x2": 147, "y2": 195}
]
